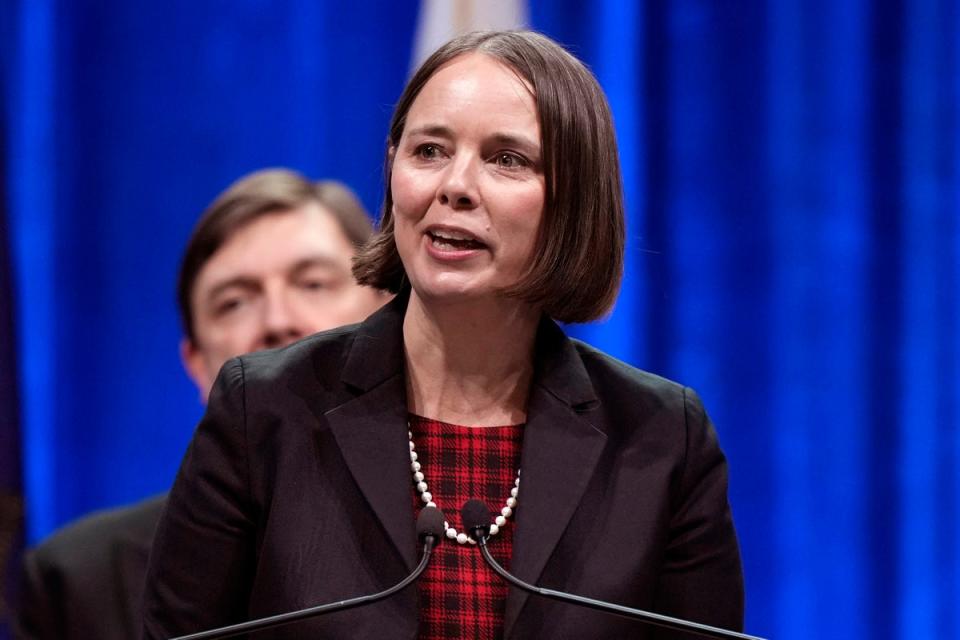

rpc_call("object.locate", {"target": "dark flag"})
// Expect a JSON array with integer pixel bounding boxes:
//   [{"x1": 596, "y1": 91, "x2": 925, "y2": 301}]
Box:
[{"x1": 0, "y1": 75, "x2": 24, "y2": 640}]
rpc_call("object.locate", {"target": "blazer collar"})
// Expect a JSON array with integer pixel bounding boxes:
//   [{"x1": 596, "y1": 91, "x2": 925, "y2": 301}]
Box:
[
  {"x1": 321, "y1": 290, "x2": 608, "y2": 631},
  {"x1": 336, "y1": 288, "x2": 601, "y2": 408},
  {"x1": 530, "y1": 315, "x2": 600, "y2": 410},
  {"x1": 504, "y1": 318, "x2": 607, "y2": 637},
  {"x1": 338, "y1": 288, "x2": 410, "y2": 393}
]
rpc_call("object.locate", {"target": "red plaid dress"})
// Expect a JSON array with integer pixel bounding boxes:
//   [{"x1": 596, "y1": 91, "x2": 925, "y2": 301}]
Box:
[{"x1": 409, "y1": 414, "x2": 524, "y2": 640}]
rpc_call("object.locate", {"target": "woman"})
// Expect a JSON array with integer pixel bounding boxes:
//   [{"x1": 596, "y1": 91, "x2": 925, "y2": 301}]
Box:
[{"x1": 143, "y1": 31, "x2": 743, "y2": 639}]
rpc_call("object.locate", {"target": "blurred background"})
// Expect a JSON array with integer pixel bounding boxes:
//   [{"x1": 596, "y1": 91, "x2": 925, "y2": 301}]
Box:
[{"x1": 1, "y1": 0, "x2": 957, "y2": 638}]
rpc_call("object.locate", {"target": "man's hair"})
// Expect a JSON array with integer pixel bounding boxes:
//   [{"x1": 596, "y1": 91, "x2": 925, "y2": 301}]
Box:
[
  {"x1": 352, "y1": 30, "x2": 625, "y2": 323},
  {"x1": 178, "y1": 168, "x2": 373, "y2": 342}
]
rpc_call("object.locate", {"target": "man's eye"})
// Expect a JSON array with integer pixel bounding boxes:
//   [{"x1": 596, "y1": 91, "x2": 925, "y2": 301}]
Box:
[
  {"x1": 300, "y1": 280, "x2": 327, "y2": 291},
  {"x1": 214, "y1": 298, "x2": 244, "y2": 316}
]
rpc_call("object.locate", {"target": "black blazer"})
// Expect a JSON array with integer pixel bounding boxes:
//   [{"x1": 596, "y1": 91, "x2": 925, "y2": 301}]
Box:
[
  {"x1": 143, "y1": 294, "x2": 743, "y2": 639},
  {"x1": 16, "y1": 495, "x2": 166, "y2": 640}
]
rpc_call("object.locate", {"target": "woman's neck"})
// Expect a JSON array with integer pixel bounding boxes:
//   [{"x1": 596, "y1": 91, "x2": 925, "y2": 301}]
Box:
[{"x1": 403, "y1": 290, "x2": 540, "y2": 426}]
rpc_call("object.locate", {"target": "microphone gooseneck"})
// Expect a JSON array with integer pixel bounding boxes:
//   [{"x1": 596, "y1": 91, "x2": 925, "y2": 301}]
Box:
[
  {"x1": 459, "y1": 502, "x2": 766, "y2": 640},
  {"x1": 170, "y1": 508, "x2": 446, "y2": 640}
]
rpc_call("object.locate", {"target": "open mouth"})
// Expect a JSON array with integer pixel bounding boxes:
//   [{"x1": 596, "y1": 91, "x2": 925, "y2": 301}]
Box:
[{"x1": 427, "y1": 229, "x2": 487, "y2": 251}]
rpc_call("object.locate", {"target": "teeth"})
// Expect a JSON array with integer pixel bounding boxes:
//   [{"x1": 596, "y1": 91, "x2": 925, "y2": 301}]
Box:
[
  {"x1": 431, "y1": 236, "x2": 464, "y2": 250},
  {"x1": 430, "y1": 229, "x2": 476, "y2": 242}
]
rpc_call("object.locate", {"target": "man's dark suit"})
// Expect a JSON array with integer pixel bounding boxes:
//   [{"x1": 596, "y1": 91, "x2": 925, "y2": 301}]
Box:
[
  {"x1": 15, "y1": 494, "x2": 165, "y2": 640},
  {"x1": 143, "y1": 293, "x2": 744, "y2": 639}
]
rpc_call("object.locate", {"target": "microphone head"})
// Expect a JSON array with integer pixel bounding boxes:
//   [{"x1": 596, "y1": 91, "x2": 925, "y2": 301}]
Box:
[
  {"x1": 461, "y1": 499, "x2": 492, "y2": 541},
  {"x1": 416, "y1": 506, "x2": 446, "y2": 544}
]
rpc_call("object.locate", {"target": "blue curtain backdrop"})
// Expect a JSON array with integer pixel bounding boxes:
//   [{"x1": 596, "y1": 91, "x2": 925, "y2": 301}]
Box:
[{"x1": 3, "y1": 1, "x2": 958, "y2": 639}]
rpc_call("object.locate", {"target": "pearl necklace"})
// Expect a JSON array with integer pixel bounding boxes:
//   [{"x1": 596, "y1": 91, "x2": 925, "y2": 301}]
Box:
[{"x1": 409, "y1": 427, "x2": 520, "y2": 545}]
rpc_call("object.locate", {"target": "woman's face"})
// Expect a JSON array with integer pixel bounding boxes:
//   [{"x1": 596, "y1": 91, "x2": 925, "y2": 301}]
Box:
[{"x1": 391, "y1": 53, "x2": 545, "y2": 307}]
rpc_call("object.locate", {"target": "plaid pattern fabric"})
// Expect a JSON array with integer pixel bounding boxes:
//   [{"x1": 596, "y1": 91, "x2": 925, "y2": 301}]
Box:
[{"x1": 409, "y1": 414, "x2": 524, "y2": 640}]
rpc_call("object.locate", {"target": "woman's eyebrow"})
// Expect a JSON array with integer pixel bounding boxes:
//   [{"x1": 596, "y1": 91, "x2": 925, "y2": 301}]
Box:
[
  {"x1": 404, "y1": 124, "x2": 454, "y2": 139},
  {"x1": 406, "y1": 126, "x2": 540, "y2": 155},
  {"x1": 488, "y1": 132, "x2": 540, "y2": 152}
]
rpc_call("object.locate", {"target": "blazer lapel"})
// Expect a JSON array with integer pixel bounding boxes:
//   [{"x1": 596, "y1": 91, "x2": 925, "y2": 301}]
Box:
[
  {"x1": 325, "y1": 377, "x2": 417, "y2": 572},
  {"x1": 319, "y1": 292, "x2": 418, "y2": 572},
  {"x1": 504, "y1": 322, "x2": 607, "y2": 638}
]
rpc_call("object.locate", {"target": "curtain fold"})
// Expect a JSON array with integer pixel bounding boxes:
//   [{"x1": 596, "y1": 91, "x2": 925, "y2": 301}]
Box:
[{"x1": 3, "y1": 1, "x2": 957, "y2": 638}]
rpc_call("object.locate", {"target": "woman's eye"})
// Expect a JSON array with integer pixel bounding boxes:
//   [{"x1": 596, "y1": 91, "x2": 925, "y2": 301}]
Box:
[
  {"x1": 416, "y1": 144, "x2": 442, "y2": 160},
  {"x1": 494, "y1": 152, "x2": 527, "y2": 169}
]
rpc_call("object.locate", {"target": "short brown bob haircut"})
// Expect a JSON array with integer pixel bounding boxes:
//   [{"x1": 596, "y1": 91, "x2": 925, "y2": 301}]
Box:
[
  {"x1": 178, "y1": 168, "x2": 374, "y2": 342},
  {"x1": 352, "y1": 30, "x2": 625, "y2": 323}
]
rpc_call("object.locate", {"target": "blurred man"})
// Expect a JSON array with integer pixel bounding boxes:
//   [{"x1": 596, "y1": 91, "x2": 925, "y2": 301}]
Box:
[{"x1": 15, "y1": 169, "x2": 388, "y2": 640}]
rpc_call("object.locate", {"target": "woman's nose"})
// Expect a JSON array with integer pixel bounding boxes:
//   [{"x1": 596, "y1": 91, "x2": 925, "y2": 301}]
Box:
[{"x1": 437, "y1": 156, "x2": 478, "y2": 209}]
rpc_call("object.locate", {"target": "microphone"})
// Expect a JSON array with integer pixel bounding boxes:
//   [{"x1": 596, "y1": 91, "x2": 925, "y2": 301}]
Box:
[
  {"x1": 170, "y1": 506, "x2": 446, "y2": 640},
  {"x1": 460, "y1": 500, "x2": 765, "y2": 640}
]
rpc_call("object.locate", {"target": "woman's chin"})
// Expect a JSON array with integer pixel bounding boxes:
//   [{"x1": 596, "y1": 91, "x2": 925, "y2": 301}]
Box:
[{"x1": 410, "y1": 275, "x2": 496, "y2": 306}]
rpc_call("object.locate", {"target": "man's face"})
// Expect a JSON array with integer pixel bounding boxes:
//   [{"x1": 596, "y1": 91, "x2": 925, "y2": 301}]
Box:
[{"x1": 182, "y1": 203, "x2": 387, "y2": 400}]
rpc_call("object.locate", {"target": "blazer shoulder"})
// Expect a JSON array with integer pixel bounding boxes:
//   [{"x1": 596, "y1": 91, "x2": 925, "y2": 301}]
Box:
[
  {"x1": 233, "y1": 322, "x2": 361, "y2": 390},
  {"x1": 27, "y1": 494, "x2": 166, "y2": 573},
  {"x1": 571, "y1": 339, "x2": 690, "y2": 409}
]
